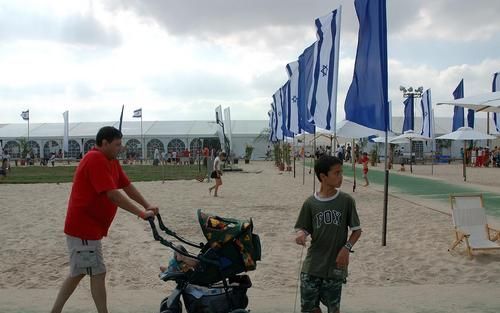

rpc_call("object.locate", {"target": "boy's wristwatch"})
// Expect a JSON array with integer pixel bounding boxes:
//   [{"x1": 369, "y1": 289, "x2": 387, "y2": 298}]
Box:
[{"x1": 344, "y1": 242, "x2": 354, "y2": 252}]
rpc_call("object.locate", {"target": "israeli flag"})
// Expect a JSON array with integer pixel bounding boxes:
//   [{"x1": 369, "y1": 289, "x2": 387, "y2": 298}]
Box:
[
  {"x1": 298, "y1": 43, "x2": 316, "y2": 134},
  {"x1": 280, "y1": 81, "x2": 294, "y2": 138},
  {"x1": 270, "y1": 103, "x2": 278, "y2": 142},
  {"x1": 21, "y1": 110, "x2": 29, "y2": 121},
  {"x1": 493, "y1": 72, "x2": 500, "y2": 132},
  {"x1": 268, "y1": 108, "x2": 275, "y2": 142},
  {"x1": 452, "y1": 79, "x2": 464, "y2": 131},
  {"x1": 286, "y1": 61, "x2": 300, "y2": 134},
  {"x1": 308, "y1": 7, "x2": 341, "y2": 131},
  {"x1": 420, "y1": 89, "x2": 432, "y2": 138},
  {"x1": 273, "y1": 89, "x2": 284, "y2": 140},
  {"x1": 133, "y1": 108, "x2": 142, "y2": 118}
]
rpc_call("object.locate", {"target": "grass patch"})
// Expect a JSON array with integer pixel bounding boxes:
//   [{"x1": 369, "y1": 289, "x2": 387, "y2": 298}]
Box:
[{"x1": 0, "y1": 164, "x2": 205, "y2": 184}]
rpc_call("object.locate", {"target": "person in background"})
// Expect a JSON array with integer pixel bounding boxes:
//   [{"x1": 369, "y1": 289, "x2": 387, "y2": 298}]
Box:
[{"x1": 208, "y1": 152, "x2": 226, "y2": 197}]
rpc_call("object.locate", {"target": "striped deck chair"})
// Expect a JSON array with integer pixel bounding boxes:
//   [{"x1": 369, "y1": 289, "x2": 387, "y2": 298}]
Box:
[{"x1": 449, "y1": 194, "x2": 500, "y2": 259}]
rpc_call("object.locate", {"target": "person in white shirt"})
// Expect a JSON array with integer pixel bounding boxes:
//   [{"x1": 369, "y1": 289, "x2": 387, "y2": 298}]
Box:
[{"x1": 208, "y1": 152, "x2": 226, "y2": 197}]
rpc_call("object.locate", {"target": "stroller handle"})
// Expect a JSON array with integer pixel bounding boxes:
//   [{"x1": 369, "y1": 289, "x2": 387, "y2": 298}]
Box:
[{"x1": 147, "y1": 214, "x2": 219, "y2": 267}]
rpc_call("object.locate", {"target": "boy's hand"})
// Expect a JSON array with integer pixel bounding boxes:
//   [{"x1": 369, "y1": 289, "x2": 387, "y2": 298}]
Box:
[
  {"x1": 146, "y1": 205, "x2": 159, "y2": 215},
  {"x1": 295, "y1": 230, "x2": 308, "y2": 246},
  {"x1": 336, "y1": 248, "x2": 350, "y2": 268}
]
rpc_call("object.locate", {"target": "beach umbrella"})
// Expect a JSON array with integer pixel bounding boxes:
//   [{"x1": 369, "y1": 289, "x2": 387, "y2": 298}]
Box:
[
  {"x1": 390, "y1": 130, "x2": 430, "y2": 173},
  {"x1": 336, "y1": 120, "x2": 388, "y2": 138},
  {"x1": 435, "y1": 127, "x2": 496, "y2": 181},
  {"x1": 436, "y1": 91, "x2": 500, "y2": 112}
]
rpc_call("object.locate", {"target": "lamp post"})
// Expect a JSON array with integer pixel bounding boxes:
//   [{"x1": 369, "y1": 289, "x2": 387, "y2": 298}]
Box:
[{"x1": 399, "y1": 86, "x2": 424, "y2": 173}]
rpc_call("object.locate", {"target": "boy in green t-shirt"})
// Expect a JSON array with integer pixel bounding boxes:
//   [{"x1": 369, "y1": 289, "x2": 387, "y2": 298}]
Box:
[{"x1": 295, "y1": 156, "x2": 362, "y2": 313}]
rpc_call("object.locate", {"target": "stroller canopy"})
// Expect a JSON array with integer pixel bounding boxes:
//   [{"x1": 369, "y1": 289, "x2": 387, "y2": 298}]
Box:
[{"x1": 197, "y1": 209, "x2": 261, "y2": 271}]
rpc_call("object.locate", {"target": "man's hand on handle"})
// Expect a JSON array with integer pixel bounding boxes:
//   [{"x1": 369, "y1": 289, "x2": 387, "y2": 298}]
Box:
[{"x1": 139, "y1": 205, "x2": 159, "y2": 220}]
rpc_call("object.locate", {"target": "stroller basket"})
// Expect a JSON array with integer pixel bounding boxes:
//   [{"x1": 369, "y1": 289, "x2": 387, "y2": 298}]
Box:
[{"x1": 182, "y1": 275, "x2": 251, "y2": 313}]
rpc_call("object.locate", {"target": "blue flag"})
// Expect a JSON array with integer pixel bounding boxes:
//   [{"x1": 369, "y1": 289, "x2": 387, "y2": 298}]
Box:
[
  {"x1": 493, "y1": 72, "x2": 500, "y2": 132},
  {"x1": 452, "y1": 79, "x2": 464, "y2": 131},
  {"x1": 308, "y1": 8, "x2": 341, "y2": 131},
  {"x1": 402, "y1": 96, "x2": 414, "y2": 132},
  {"x1": 344, "y1": 0, "x2": 389, "y2": 132},
  {"x1": 298, "y1": 43, "x2": 316, "y2": 134}
]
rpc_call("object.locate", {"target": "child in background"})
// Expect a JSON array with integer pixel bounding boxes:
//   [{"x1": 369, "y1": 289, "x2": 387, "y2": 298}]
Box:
[{"x1": 361, "y1": 152, "x2": 369, "y2": 187}]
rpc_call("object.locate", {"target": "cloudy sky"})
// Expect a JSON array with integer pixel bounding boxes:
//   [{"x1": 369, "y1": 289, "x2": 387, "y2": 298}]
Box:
[{"x1": 1, "y1": 0, "x2": 499, "y2": 124}]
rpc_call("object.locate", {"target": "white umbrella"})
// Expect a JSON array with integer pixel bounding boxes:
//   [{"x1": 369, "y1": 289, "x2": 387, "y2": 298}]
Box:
[
  {"x1": 436, "y1": 91, "x2": 500, "y2": 112},
  {"x1": 435, "y1": 127, "x2": 496, "y2": 181},
  {"x1": 389, "y1": 130, "x2": 431, "y2": 173},
  {"x1": 435, "y1": 126, "x2": 497, "y2": 141},
  {"x1": 336, "y1": 119, "x2": 388, "y2": 138},
  {"x1": 390, "y1": 130, "x2": 430, "y2": 143},
  {"x1": 372, "y1": 135, "x2": 396, "y2": 143}
]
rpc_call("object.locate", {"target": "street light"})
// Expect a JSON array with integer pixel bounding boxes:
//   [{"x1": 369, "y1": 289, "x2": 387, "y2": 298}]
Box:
[{"x1": 400, "y1": 85, "x2": 424, "y2": 173}]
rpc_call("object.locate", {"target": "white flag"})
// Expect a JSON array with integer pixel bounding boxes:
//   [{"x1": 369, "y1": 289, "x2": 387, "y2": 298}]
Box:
[
  {"x1": 307, "y1": 7, "x2": 341, "y2": 131},
  {"x1": 223, "y1": 107, "x2": 233, "y2": 151},
  {"x1": 420, "y1": 89, "x2": 433, "y2": 138},
  {"x1": 21, "y1": 110, "x2": 29, "y2": 121},
  {"x1": 63, "y1": 110, "x2": 69, "y2": 153},
  {"x1": 286, "y1": 61, "x2": 300, "y2": 135},
  {"x1": 215, "y1": 105, "x2": 225, "y2": 150},
  {"x1": 133, "y1": 108, "x2": 142, "y2": 118}
]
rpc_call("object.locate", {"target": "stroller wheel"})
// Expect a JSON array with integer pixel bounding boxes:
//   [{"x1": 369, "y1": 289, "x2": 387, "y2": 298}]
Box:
[{"x1": 160, "y1": 296, "x2": 182, "y2": 313}]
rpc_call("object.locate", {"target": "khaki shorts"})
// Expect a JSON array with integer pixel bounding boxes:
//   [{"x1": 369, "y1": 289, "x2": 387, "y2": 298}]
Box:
[{"x1": 66, "y1": 235, "x2": 106, "y2": 277}]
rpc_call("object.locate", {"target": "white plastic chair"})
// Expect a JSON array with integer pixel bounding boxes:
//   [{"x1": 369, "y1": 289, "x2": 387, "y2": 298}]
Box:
[{"x1": 449, "y1": 194, "x2": 500, "y2": 259}]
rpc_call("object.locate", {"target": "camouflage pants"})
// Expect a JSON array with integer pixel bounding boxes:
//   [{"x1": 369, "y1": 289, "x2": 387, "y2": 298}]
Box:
[{"x1": 300, "y1": 272, "x2": 343, "y2": 313}]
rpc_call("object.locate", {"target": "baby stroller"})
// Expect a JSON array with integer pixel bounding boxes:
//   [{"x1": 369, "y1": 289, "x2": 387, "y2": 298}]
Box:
[{"x1": 148, "y1": 209, "x2": 261, "y2": 313}]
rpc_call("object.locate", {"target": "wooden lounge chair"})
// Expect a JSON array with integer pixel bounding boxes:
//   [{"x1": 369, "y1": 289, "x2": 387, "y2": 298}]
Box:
[{"x1": 449, "y1": 194, "x2": 500, "y2": 259}]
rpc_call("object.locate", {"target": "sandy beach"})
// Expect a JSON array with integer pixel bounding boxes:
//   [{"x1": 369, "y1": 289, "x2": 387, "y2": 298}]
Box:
[{"x1": 1, "y1": 161, "x2": 500, "y2": 313}]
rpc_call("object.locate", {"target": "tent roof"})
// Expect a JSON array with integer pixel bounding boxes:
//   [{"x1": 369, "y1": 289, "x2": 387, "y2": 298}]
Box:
[{"x1": 0, "y1": 120, "x2": 268, "y2": 139}]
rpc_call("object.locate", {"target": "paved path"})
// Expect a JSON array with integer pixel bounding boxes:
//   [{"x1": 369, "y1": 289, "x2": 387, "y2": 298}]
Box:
[{"x1": 341, "y1": 164, "x2": 500, "y2": 217}]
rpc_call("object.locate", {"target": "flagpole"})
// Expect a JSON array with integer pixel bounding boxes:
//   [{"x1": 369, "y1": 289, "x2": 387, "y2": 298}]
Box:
[
  {"x1": 382, "y1": 128, "x2": 389, "y2": 246},
  {"x1": 431, "y1": 108, "x2": 436, "y2": 175},
  {"x1": 141, "y1": 114, "x2": 144, "y2": 163},
  {"x1": 302, "y1": 134, "x2": 306, "y2": 185},
  {"x1": 293, "y1": 136, "x2": 296, "y2": 178},
  {"x1": 352, "y1": 138, "x2": 356, "y2": 192},
  {"x1": 332, "y1": 5, "x2": 342, "y2": 160},
  {"x1": 312, "y1": 130, "x2": 316, "y2": 194}
]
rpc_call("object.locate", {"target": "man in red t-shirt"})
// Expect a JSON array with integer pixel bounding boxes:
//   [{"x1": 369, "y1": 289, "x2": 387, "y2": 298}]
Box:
[{"x1": 51, "y1": 126, "x2": 159, "y2": 313}]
